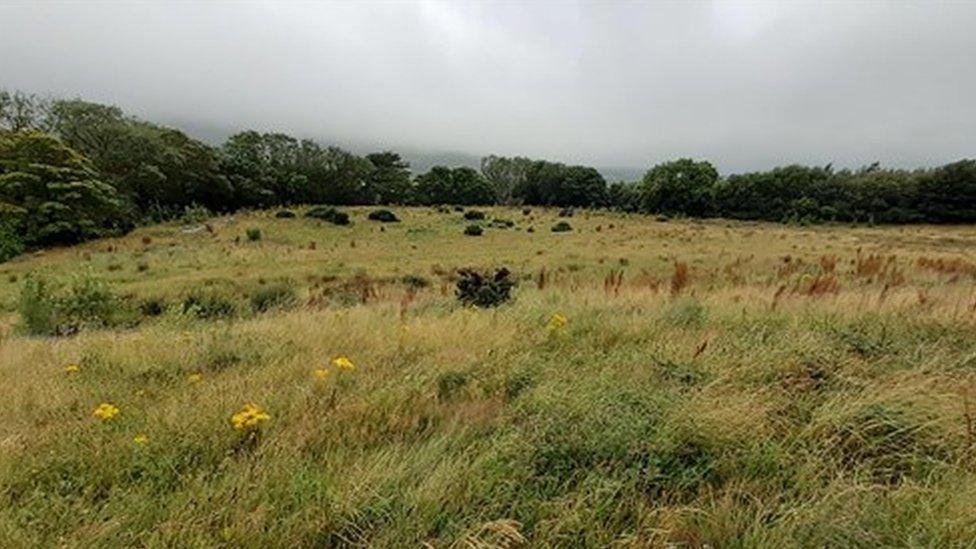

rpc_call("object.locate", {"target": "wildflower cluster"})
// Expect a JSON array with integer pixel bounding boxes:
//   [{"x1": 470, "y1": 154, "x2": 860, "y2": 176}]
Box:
[
  {"x1": 93, "y1": 403, "x2": 120, "y2": 421},
  {"x1": 231, "y1": 403, "x2": 271, "y2": 430},
  {"x1": 332, "y1": 356, "x2": 355, "y2": 371},
  {"x1": 547, "y1": 313, "x2": 568, "y2": 333},
  {"x1": 64, "y1": 363, "x2": 80, "y2": 374}
]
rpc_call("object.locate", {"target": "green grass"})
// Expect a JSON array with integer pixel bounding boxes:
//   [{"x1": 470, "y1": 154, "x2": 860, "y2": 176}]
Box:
[{"x1": 1, "y1": 207, "x2": 976, "y2": 546}]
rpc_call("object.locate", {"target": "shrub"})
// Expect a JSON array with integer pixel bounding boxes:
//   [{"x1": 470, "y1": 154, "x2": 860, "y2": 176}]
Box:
[
  {"x1": 464, "y1": 224, "x2": 483, "y2": 236},
  {"x1": 19, "y1": 273, "x2": 120, "y2": 335},
  {"x1": 306, "y1": 206, "x2": 350, "y2": 225},
  {"x1": 139, "y1": 297, "x2": 167, "y2": 317},
  {"x1": 368, "y1": 209, "x2": 399, "y2": 223},
  {"x1": 464, "y1": 210, "x2": 486, "y2": 220},
  {"x1": 245, "y1": 228, "x2": 262, "y2": 241},
  {"x1": 456, "y1": 267, "x2": 515, "y2": 308},
  {"x1": 522, "y1": 208, "x2": 532, "y2": 215},
  {"x1": 182, "y1": 291, "x2": 238, "y2": 319},
  {"x1": 558, "y1": 208, "x2": 574, "y2": 217},
  {"x1": 182, "y1": 204, "x2": 212, "y2": 224},
  {"x1": 491, "y1": 219, "x2": 515, "y2": 228},
  {"x1": 275, "y1": 210, "x2": 296, "y2": 219},
  {"x1": 551, "y1": 221, "x2": 572, "y2": 232},
  {"x1": 250, "y1": 283, "x2": 297, "y2": 313},
  {"x1": 0, "y1": 223, "x2": 24, "y2": 263}
]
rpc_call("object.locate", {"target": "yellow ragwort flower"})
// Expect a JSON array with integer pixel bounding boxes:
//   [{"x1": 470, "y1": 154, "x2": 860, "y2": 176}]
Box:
[
  {"x1": 188, "y1": 373, "x2": 204, "y2": 383},
  {"x1": 313, "y1": 368, "x2": 330, "y2": 380},
  {"x1": 133, "y1": 433, "x2": 150, "y2": 445},
  {"x1": 332, "y1": 356, "x2": 355, "y2": 371},
  {"x1": 547, "y1": 313, "x2": 568, "y2": 332},
  {"x1": 93, "y1": 403, "x2": 120, "y2": 421},
  {"x1": 64, "y1": 363, "x2": 81, "y2": 374},
  {"x1": 231, "y1": 403, "x2": 271, "y2": 430}
]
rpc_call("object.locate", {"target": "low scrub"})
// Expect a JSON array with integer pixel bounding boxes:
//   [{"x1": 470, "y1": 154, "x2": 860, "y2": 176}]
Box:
[
  {"x1": 455, "y1": 267, "x2": 515, "y2": 307},
  {"x1": 250, "y1": 283, "x2": 297, "y2": 313},
  {"x1": 551, "y1": 221, "x2": 573, "y2": 232},
  {"x1": 368, "y1": 209, "x2": 399, "y2": 223},
  {"x1": 19, "y1": 273, "x2": 124, "y2": 335},
  {"x1": 305, "y1": 206, "x2": 350, "y2": 225}
]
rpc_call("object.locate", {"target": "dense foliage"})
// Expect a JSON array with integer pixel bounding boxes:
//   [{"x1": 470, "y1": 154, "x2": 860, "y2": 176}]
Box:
[{"x1": 2, "y1": 86, "x2": 976, "y2": 261}]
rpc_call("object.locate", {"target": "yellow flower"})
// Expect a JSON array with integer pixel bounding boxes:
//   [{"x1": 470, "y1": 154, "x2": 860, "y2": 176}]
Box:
[
  {"x1": 133, "y1": 433, "x2": 150, "y2": 445},
  {"x1": 92, "y1": 403, "x2": 120, "y2": 421},
  {"x1": 188, "y1": 373, "x2": 204, "y2": 383},
  {"x1": 231, "y1": 403, "x2": 271, "y2": 430},
  {"x1": 547, "y1": 313, "x2": 568, "y2": 332},
  {"x1": 313, "y1": 368, "x2": 330, "y2": 380},
  {"x1": 332, "y1": 356, "x2": 355, "y2": 371},
  {"x1": 64, "y1": 364, "x2": 81, "y2": 374}
]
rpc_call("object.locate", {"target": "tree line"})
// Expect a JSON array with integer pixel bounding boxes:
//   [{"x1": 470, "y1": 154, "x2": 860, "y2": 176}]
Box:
[{"x1": 1, "y1": 87, "x2": 975, "y2": 257}]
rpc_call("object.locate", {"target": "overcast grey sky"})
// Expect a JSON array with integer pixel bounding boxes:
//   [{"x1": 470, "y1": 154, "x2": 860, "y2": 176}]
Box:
[{"x1": 1, "y1": 1, "x2": 974, "y2": 173}]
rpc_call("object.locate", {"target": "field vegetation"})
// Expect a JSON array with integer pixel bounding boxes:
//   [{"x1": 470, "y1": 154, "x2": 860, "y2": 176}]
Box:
[{"x1": 2, "y1": 207, "x2": 976, "y2": 546}]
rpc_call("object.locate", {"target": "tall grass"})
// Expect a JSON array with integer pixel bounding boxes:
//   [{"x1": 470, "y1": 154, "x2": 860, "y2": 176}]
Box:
[{"x1": 1, "y1": 207, "x2": 976, "y2": 545}]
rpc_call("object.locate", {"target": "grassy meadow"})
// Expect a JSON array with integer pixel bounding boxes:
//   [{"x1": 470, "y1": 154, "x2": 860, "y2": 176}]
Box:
[{"x1": 2, "y1": 207, "x2": 976, "y2": 547}]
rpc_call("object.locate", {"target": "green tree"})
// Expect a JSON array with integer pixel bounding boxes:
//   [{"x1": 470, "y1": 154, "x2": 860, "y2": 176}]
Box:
[
  {"x1": 641, "y1": 158, "x2": 718, "y2": 216},
  {"x1": 365, "y1": 152, "x2": 412, "y2": 204},
  {"x1": 917, "y1": 160, "x2": 976, "y2": 223},
  {"x1": 0, "y1": 131, "x2": 124, "y2": 245},
  {"x1": 481, "y1": 155, "x2": 531, "y2": 205}
]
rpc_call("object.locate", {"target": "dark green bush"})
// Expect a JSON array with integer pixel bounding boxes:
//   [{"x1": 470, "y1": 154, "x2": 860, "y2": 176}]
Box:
[
  {"x1": 464, "y1": 224, "x2": 483, "y2": 236},
  {"x1": 368, "y1": 209, "x2": 399, "y2": 223},
  {"x1": 455, "y1": 267, "x2": 515, "y2": 308},
  {"x1": 250, "y1": 283, "x2": 297, "y2": 313},
  {"x1": 245, "y1": 228, "x2": 262, "y2": 241},
  {"x1": 558, "y1": 208, "x2": 574, "y2": 217},
  {"x1": 491, "y1": 219, "x2": 514, "y2": 228},
  {"x1": 0, "y1": 223, "x2": 24, "y2": 263},
  {"x1": 551, "y1": 221, "x2": 573, "y2": 232},
  {"x1": 275, "y1": 210, "x2": 296, "y2": 219},
  {"x1": 463, "y1": 210, "x2": 486, "y2": 220},
  {"x1": 306, "y1": 206, "x2": 350, "y2": 225},
  {"x1": 139, "y1": 297, "x2": 167, "y2": 317}
]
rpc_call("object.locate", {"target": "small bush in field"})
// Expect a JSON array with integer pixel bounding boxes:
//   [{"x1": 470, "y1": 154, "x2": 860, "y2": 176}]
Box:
[
  {"x1": 558, "y1": 208, "x2": 574, "y2": 217},
  {"x1": 491, "y1": 219, "x2": 514, "y2": 228},
  {"x1": 368, "y1": 209, "x2": 399, "y2": 223},
  {"x1": 139, "y1": 297, "x2": 166, "y2": 317},
  {"x1": 306, "y1": 206, "x2": 350, "y2": 225},
  {"x1": 456, "y1": 267, "x2": 515, "y2": 308},
  {"x1": 464, "y1": 224, "x2": 483, "y2": 236},
  {"x1": 275, "y1": 210, "x2": 296, "y2": 219},
  {"x1": 551, "y1": 221, "x2": 572, "y2": 232},
  {"x1": 182, "y1": 291, "x2": 238, "y2": 319},
  {"x1": 464, "y1": 210, "x2": 486, "y2": 220},
  {"x1": 19, "y1": 273, "x2": 121, "y2": 336},
  {"x1": 251, "y1": 283, "x2": 297, "y2": 313},
  {"x1": 181, "y1": 204, "x2": 212, "y2": 224},
  {"x1": 246, "y1": 228, "x2": 262, "y2": 241}
]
